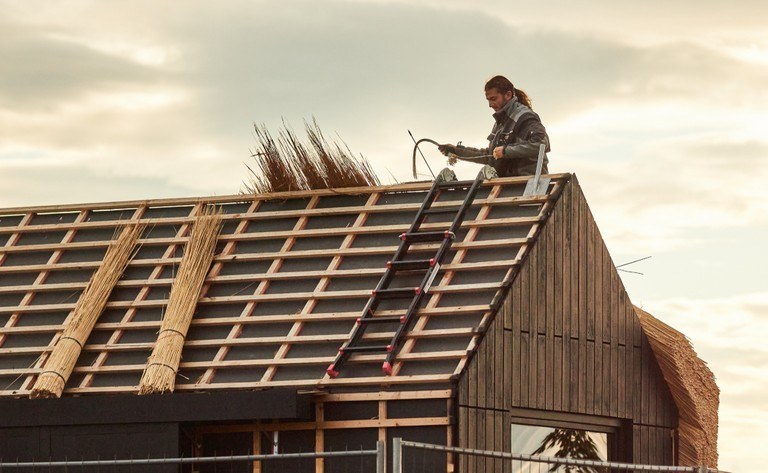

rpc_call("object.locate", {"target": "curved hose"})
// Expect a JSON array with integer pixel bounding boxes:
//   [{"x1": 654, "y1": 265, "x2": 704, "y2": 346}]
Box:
[{"x1": 411, "y1": 138, "x2": 442, "y2": 179}]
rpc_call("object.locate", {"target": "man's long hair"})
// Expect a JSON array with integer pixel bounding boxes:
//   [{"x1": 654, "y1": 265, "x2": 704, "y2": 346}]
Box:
[{"x1": 485, "y1": 75, "x2": 533, "y2": 109}]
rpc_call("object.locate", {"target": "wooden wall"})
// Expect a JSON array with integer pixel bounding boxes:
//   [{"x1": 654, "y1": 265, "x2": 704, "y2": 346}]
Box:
[{"x1": 456, "y1": 176, "x2": 677, "y2": 470}]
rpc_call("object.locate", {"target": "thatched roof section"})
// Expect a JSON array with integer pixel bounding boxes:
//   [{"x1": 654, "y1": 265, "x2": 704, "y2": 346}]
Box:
[{"x1": 635, "y1": 307, "x2": 719, "y2": 467}]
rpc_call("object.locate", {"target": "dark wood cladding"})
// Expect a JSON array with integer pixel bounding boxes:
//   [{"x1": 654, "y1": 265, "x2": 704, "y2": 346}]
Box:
[{"x1": 457, "y1": 176, "x2": 677, "y2": 467}]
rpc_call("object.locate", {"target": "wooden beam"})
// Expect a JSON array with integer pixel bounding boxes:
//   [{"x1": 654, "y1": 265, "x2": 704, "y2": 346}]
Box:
[
  {"x1": 0, "y1": 197, "x2": 544, "y2": 235},
  {"x1": 0, "y1": 174, "x2": 570, "y2": 216},
  {"x1": 0, "y1": 215, "x2": 538, "y2": 254}
]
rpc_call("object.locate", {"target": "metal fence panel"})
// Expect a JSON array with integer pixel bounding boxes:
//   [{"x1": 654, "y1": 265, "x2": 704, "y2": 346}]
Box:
[{"x1": 393, "y1": 438, "x2": 729, "y2": 473}]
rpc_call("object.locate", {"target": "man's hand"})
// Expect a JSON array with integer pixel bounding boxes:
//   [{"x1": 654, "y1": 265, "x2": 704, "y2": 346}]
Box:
[
  {"x1": 493, "y1": 146, "x2": 505, "y2": 159},
  {"x1": 438, "y1": 144, "x2": 457, "y2": 156}
]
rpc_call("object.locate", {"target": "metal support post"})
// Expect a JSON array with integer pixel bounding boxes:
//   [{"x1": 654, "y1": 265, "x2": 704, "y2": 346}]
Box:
[
  {"x1": 392, "y1": 437, "x2": 402, "y2": 473},
  {"x1": 376, "y1": 440, "x2": 386, "y2": 473}
]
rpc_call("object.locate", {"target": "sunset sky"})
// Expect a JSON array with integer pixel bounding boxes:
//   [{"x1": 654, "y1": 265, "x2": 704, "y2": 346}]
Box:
[{"x1": 1, "y1": 1, "x2": 765, "y2": 470}]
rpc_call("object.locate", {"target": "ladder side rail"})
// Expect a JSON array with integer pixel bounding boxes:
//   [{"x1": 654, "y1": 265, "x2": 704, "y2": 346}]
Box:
[
  {"x1": 384, "y1": 172, "x2": 486, "y2": 372},
  {"x1": 382, "y1": 236, "x2": 455, "y2": 373},
  {"x1": 406, "y1": 179, "x2": 442, "y2": 235},
  {"x1": 447, "y1": 173, "x2": 485, "y2": 235}
]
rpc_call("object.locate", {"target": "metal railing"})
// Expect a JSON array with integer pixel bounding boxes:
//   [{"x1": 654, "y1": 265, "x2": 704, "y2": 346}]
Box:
[
  {"x1": 392, "y1": 438, "x2": 728, "y2": 473},
  {"x1": 0, "y1": 441, "x2": 385, "y2": 472}
]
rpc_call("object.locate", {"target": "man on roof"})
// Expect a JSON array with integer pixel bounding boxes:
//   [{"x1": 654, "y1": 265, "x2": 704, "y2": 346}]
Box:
[{"x1": 439, "y1": 75, "x2": 550, "y2": 177}]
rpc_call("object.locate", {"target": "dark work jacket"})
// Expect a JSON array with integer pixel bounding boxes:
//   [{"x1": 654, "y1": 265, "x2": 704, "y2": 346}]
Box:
[{"x1": 454, "y1": 97, "x2": 550, "y2": 176}]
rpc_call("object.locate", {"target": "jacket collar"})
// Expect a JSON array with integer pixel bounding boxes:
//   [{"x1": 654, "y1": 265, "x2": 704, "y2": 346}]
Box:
[{"x1": 492, "y1": 96, "x2": 519, "y2": 123}]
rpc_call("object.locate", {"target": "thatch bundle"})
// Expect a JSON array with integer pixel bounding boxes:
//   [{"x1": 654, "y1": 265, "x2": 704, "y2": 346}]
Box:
[
  {"x1": 244, "y1": 118, "x2": 379, "y2": 194},
  {"x1": 635, "y1": 307, "x2": 719, "y2": 467},
  {"x1": 31, "y1": 224, "x2": 144, "y2": 398},
  {"x1": 138, "y1": 206, "x2": 222, "y2": 394}
]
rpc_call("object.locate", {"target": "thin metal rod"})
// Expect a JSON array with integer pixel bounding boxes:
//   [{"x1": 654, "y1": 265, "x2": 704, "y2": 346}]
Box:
[
  {"x1": 408, "y1": 130, "x2": 436, "y2": 179},
  {"x1": 0, "y1": 449, "x2": 379, "y2": 468},
  {"x1": 617, "y1": 255, "x2": 652, "y2": 268},
  {"x1": 398, "y1": 439, "x2": 702, "y2": 472}
]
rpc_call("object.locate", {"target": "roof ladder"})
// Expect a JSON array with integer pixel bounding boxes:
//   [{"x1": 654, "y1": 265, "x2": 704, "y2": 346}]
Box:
[{"x1": 326, "y1": 169, "x2": 487, "y2": 378}]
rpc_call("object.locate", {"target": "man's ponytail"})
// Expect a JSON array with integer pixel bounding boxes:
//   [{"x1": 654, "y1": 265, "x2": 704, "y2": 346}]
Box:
[{"x1": 485, "y1": 75, "x2": 533, "y2": 109}]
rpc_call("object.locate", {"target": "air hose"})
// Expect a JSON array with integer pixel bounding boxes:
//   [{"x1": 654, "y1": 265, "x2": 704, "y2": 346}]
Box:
[{"x1": 411, "y1": 138, "x2": 443, "y2": 179}]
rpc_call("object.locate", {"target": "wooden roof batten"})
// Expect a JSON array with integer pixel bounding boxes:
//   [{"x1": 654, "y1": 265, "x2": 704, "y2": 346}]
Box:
[{"x1": 0, "y1": 175, "x2": 569, "y2": 397}]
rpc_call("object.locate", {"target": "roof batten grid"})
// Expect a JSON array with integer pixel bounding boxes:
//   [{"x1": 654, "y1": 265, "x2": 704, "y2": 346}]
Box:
[
  {"x1": 195, "y1": 195, "x2": 322, "y2": 387},
  {"x1": 16, "y1": 210, "x2": 93, "y2": 394},
  {"x1": 0, "y1": 212, "x2": 36, "y2": 395},
  {"x1": 0, "y1": 175, "x2": 568, "y2": 393},
  {"x1": 385, "y1": 182, "x2": 504, "y2": 381},
  {"x1": 261, "y1": 192, "x2": 381, "y2": 384},
  {"x1": 74, "y1": 204, "x2": 187, "y2": 392},
  {"x1": 0, "y1": 212, "x2": 44, "y2": 348}
]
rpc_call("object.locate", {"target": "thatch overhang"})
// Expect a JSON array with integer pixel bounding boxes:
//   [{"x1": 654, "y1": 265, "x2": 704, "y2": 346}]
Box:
[{"x1": 636, "y1": 307, "x2": 719, "y2": 467}]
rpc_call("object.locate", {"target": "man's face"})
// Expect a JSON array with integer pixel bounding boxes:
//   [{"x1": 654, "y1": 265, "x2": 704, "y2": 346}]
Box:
[{"x1": 486, "y1": 88, "x2": 513, "y2": 112}]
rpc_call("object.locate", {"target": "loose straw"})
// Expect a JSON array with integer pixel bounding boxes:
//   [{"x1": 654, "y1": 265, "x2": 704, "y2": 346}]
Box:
[
  {"x1": 31, "y1": 224, "x2": 144, "y2": 399},
  {"x1": 636, "y1": 307, "x2": 719, "y2": 467},
  {"x1": 139, "y1": 206, "x2": 222, "y2": 394}
]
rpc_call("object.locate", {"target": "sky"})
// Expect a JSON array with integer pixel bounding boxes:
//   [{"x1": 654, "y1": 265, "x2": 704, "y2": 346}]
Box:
[{"x1": 1, "y1": 1, "x2": 766, "y2": 470}]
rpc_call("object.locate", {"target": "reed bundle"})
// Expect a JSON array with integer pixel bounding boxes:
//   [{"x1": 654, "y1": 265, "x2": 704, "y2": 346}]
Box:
[
  {"x1": 244, "y1": 118, "x2": 379, "y2": 194},
  {"x1": 635, "y1": 307, "x2": 719, "y2": 467},
  {"x1": 138, "y1": 206, "x2": 222, "y2": 395},
  {"x1": 30, "y1": 224, "x2": 144, "y2": 399}
]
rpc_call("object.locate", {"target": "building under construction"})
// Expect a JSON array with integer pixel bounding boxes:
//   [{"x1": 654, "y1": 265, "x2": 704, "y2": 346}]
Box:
[{"x1": 0, "y1": 172, "x2": 718, "y2": 472}]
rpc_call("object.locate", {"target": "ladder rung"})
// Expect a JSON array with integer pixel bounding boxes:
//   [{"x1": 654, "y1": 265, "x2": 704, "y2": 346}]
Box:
[
  {"x1": 357, "y1": 316, "x2": 405, "y2": 325},
  {"x1": 437, "y1": 179, "x2": 474, "y2": 189},
  {"x1": 423, "y1": 205, "x2": 463, "y2": 215},
  {"x1": 373, "y1": 287, "x2": 421, "y2": 299},
  {"x1": 341, "y1": 344, "x2": 392, "y2": 354},
  {"x1": 387, "y1": 259, "x2": 436, "y2": 271},
  {"x1": 400, "y1": 231, "x2": 455, "y2": 243}
]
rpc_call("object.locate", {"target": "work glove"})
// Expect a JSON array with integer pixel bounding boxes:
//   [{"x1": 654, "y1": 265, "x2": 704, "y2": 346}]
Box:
[{"x1": 438, "y1": 144, "x2": 457, "y2": 156}]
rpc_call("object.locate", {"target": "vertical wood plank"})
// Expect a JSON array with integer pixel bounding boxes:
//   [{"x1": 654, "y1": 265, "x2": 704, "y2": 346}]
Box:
[
  {"x1": 495, "y1": 317, "x2": 504, "y2": 410},
  {"x1": 585, "y1": 199, "x2": 595, "y2": 342},
  {"x1": 520, "y1": 330, "x2": 529, "y2": 408},
  {"x1": 562, "y1": 182, "x2": 572, "y2": 340},
  {"x1": 611, "y1": 341, "x2": 619, "y2": 417},
  {"x1": 537, "y1": 334, "x2": 547, "y2": 410},
  {"x1": 553, "y1": 335, "x2": 563, "y2": 411},
  {"x1": 602, "y1": 342, "x2": 611, "y2": 415},
  {"x1": 617, "y1": 344, "x2": 626, "y2": 419},
  {"x1": 570, "y1": 182, "x2": 579, "y2": 341},
  {"x1": 554, "y1": 197, "x2": 563, "y2": 338},
  {"x1": 546, "y1": 205, "x2": 555, "y2": 337},
  {"x1": 594, "y1": 220, "x2": 603, "y2": 345},
  {"x1": 603, "y1": 246, "x2": 612, "y2": 345},
  {"x1": 569, "y1": 337, "x2": 579, "y2": 413},
  {"x1": 508, "y1": 298, "x2": 518, "y2": 408},
  {"x1": 476, "y1": 408, "x2": 486, "y2": 472},
  {"x1": 458, "y1": 406, "x2": 468, "y2": 473},
  {"x1": 634, "y1": 345, "x2": 642, "y2": 421},
  {"x1": 253, "y1": 428, "x2": 262, "y2": 473},
  {"x1": 315, "y1": 402, "x2": 324, "y2": 473},
  {"x1": 586, "y1": 341, "x2": 594, "y2": 415}
]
